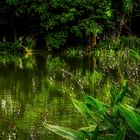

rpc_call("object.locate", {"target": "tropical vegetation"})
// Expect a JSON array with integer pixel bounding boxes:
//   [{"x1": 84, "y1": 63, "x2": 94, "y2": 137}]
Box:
[
  {"x1": 0, "y1": 0, "x2": 140, "y2": 51},
  {"x1": 0, "y1": 0, "x2": 140, "y2": 140},
  {"x1": 45, "y1": 80, "x2": 140, "y2": 140}
]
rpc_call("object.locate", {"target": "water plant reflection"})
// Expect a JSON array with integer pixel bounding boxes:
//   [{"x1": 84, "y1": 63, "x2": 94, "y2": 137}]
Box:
[{"x1": 0, "y1": 48, "x2": 140, "y2": 139}]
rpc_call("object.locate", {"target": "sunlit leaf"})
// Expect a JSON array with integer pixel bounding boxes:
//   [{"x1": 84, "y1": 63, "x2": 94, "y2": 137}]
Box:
[
  {"x1": 79, "y1": 125, "x2": 99, "y2": 140},
  {"x1": 44, "y1": 124, "x2": 86, "y2": 140},
  {"x1": 79, "y1": 125, "x2": 97, "y2": 133},
  {"x1": 84, "y1": 95, "x2": 108, "y2": 113},
  {"x1": 84, "y1": 95, "x2": 117, "y2": 131},
  {"x1": 72, "y1": 99, "x2": 91, "y2": 118},
  {"x1": 72, "y1": 98, "x2": 104, "y2": 123}
]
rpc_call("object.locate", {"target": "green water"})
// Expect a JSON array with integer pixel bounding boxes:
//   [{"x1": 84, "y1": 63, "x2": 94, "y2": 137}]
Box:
[{"x1": 0, "y1": 51, "x2": 140, "y2": 140}]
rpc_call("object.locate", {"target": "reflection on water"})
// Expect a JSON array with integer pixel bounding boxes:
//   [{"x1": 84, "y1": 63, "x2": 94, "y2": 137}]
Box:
[{"x1": 0, "y1": 52, "x2": 140, "y2": 139}]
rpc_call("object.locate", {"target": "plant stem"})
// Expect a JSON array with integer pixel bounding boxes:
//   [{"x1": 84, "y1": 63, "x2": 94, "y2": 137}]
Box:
[
  {"x1": 118, "y1": 14, "x2": 125, "y2": 38},
  {"x1": 92, "y1": 35, "x2": 97, "y2": 46}
]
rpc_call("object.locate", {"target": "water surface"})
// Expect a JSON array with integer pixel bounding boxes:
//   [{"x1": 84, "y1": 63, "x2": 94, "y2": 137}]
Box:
[{"x1": 0, "y1": 51, "x2": 139, "y2": 139}]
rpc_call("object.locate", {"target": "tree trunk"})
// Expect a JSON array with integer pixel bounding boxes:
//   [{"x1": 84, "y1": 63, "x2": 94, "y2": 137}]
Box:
[
  {"x1": 92, "y1": 35, "x2": 97, "y2": 46},
  {"x1": 93, "y1": 57, "x2": 96, "y2": 70}
]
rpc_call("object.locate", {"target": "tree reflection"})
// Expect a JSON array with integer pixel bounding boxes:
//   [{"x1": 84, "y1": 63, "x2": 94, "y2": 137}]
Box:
[{"x1": 0, "y1": 51, "x2": 140, "y2": 139}]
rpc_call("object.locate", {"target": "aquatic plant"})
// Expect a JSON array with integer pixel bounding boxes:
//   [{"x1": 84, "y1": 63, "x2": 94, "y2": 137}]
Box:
[
  {"x1": 0, "y1": 36, "x2": 35, "y2": 53},
  {"x1": 65, "y1": 48, "x2": 83, "y2": 57},
  {"x1": 129, "y1": 49, "x2": 140, "y2": 60},
  {"x1": 44, "y1": 81, "x2": 140, "y2": 140},
  {"x1": 0, "y1": 42, "x2": 24, "y2": 53},
  {"x1": 98, "y1": 36, "x2": 140, "y2": 51},
  {"x1": 23, "y1": 36, "x2": 36, "y2": 52}
]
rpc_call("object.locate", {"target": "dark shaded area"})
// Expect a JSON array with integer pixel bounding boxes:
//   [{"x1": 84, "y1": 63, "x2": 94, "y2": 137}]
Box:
[
  {"x1": 0, "y1": 0, "x2": 140, "y2": 49},
  {"x1": 131, "y1": 16, "x2": 140, "y2": 36},
  {"x1": 0, "y1": 1, "x2": 42, "y2": 44}
]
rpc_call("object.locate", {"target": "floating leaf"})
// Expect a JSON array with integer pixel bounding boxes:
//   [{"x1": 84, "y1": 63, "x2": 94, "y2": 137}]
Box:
[{"x1": 44, "y1": 123, "x2": 86, "y2": 140}]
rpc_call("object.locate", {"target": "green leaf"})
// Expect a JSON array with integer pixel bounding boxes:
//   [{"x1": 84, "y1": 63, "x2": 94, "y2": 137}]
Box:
[
  {"x1": 123, "y1": 0, "x2": 133, "y2": 14},
  {"x1": 118, "y1": 104, "x2": 140, "y2": 135},
  {"x1": 115, "y1": 81, "x2": 128, "y2": 104},
  {"x1": 129, "y1": 49, "x2": 139, "y2": 59},
  {"x1": 44, "y1": 123, "x2": 86, "y2": 140},
  {"x1": 84, "y1": 95, "x2": 108, "y2": 114},
  {"x1": 72, "y1": 99, "x2": 103, "y2": 123},
  {"x1": 112, "y1": 105, "x2": 119, "y2": 117},
  {"x1": 84, "y1": 95, "x2": 117, "y2": 131},
  {"x1": 103, "y1": 113, "x2": 118, "y2": 131},
  {"x1": 80, "y1": 125, "x2": 99, "y2": 140},
  {"x1": 91, "y1": 125, "x2": 99, "y2": 140},
  {"x1": 72, "y1": 99, "x2": 91, "y2": 118},
  {"x1": 110, "y1": 81, "x2": 118, "y2": 104},
  {"x1": 98, "y1": 134, "x2": 114, "y2": 140},
  {"x1": 113, "y1": 126, "x2": 126, "y2": 140},
  {"x1": 79, "y1": 125, "x2": 97, "y2": 133}
]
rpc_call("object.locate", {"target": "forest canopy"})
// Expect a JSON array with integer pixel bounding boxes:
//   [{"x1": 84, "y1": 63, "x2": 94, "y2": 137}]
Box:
[{"x1": 0, "y1": 0, "x2": 140, "y2": 49}]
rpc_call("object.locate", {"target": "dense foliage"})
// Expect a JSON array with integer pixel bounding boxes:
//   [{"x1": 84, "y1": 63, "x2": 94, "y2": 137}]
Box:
[
  {"x1": 0, "y1": 0, "x2": 139, "y2": 50},
  {"x1": 45, "y1": 81, "x2": 140, "y2": 140}
]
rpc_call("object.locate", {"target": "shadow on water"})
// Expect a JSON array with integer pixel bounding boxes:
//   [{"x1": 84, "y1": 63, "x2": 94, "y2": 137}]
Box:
[{"x1": 0, "y1": 50, "x2": 140, "y2": 139}]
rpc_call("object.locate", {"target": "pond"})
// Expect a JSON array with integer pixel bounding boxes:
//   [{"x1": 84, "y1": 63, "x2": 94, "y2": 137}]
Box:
[{"x1": 0, "y1": 50, "x2": 140, "y2": 140}]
